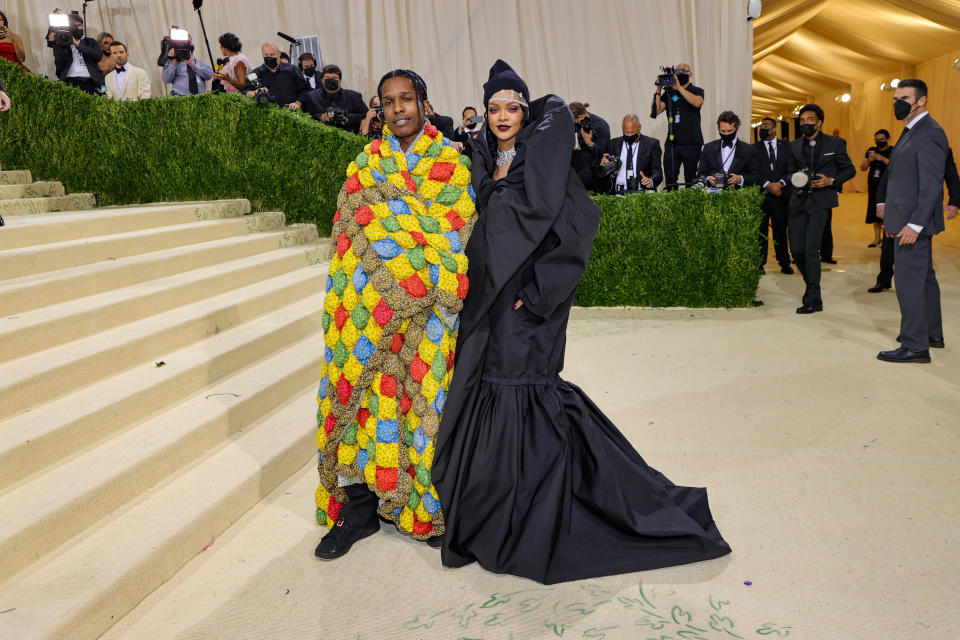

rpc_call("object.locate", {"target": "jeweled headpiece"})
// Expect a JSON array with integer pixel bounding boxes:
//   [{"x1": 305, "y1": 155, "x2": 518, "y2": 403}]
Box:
[{"x1": 488, "y1": 89, "x2": 529, "y2": 108}]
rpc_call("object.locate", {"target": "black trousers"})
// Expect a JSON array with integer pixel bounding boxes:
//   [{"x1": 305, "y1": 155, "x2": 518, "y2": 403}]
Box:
[
  {"x1": 663, "y1": 143, "x2": 701, "y2": 190},
  {"x1": 821, "y1": 209, "x2": 834, "y2": 260},
  {"x1": 760, "y1": 192, "x2": 791, "y2": 267},
  {"x1": 63, "y1": 77, "x2": 101, "y2": 95},
  {"x1": 894, "y1": 235, "x2": 942, "y2": 350},
  {"x1": 876, "y1": 234, "x2": 895, "y2": 287},
  {"x1": 789, "y1": 199, "x2": 830, "y2": 305}
]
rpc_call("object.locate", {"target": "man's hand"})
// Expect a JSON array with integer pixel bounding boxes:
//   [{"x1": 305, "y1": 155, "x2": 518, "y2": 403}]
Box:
[
  {"x1": 319, "y1": 112, "x2": 332, "y2": 122},
  {"x1": 876, "y1": 203, "x2": 885, "y2": 220},
  {"x1": 244, "y1": 91, "x2": 255, "y2": 99},
  {"x1": 766, "y1": 181, "x2": 783, "y2": 196},
  {"x1": 452, "y1": 141, "x2": 465, "y2": 153},
  {"x1": 512, "y1": 299, "x2": 524, "y2": 310},
  {"x1": 0, "y1": 91, "x2": 10, "y2": 112},
  {"x1": 707, "y1": 175, "x2": 716, "y2": 187},
  {"x1": 168, "y1": 47, "x2": 176, "y2": 59},
  {"x1": 947, "y1": 205, "x2": 958, "y2": 220},
  {"x1": 185, "y1": 57, "x2": 195, "y2": 68},
  {"x1": 640, "y1": 172, "x2": 653, "y2": 188},
  {"x1": 897, "y1": 225, "x2": 920, "y2": 245},
  {"x1": 811, "y1": 173, "x2": 834, "y2": 189},
  {"x1": 601, "y1": 153, "x2": 614, "y2": 166},
  {"x1": 288, "y1": 101, "x2": 301, "y2": 112},
  {"x1": 365, "y1": 108, "x2": 377, "y2": 120},
  {"x1": 48, "y1": 32, "x2": 56, "y2": 43},
  {"x1": 727, "y1": 173, "x2": 743, "y2": 186},
  {"x1": 580, "y1": 128, "x2": 594, "y2": 147}
]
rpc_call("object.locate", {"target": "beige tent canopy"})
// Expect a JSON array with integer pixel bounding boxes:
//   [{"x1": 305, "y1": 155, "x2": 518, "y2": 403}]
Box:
[{"x1": 752, "y1": 0, "x2": 960, "y2": 119}]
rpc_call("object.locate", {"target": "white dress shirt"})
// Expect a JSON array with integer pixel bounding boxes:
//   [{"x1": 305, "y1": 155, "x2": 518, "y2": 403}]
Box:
[
  {"x1": 67, "y1": 45, "x2": 91, "y2": 79},
  {"x1": 761, "y1": 138, "x2": 782, "y2": 188},
  {"x1": 115, "y1": 66, "x2": 127, "y2": 93},
  {"x1": 615, "y1": 140, "x2": 641, "y2": 190}
]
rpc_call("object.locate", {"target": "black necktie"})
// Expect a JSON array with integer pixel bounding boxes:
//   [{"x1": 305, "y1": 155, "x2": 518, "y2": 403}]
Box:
[
  {"x1": 187, "y1": 63, "x2": 199, "y2": 95},
  {"x1": 767, "y1": 141, "x2": 775, "y2": 163},
  {"x1": 626, "y1": 141, "x2": 635, "y2": 175}
]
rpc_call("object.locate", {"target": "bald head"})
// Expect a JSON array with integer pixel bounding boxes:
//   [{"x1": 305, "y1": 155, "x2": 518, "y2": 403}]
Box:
[
  {"x1": 261, "y1": 42, "x2": 280, "y2": 57},
  {"x1": 622, "y1": 114, "x2": 640, "y2": 137}
]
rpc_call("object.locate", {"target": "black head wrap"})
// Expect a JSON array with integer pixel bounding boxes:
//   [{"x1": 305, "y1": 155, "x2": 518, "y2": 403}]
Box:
[{"x1": 482, "y1": 59, "x2": 530, "y2": 108}]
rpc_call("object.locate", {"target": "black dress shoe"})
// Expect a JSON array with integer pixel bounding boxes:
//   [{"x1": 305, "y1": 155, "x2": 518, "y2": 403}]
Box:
[
  {"x1": 821, "y1": 257, "x2": 838, "y2": 264},
  {"x1": 314, "y1": 517, "x2": 380, "y2": 560},
  {"x1": 868, "y1": 242, "x2": 880, "y2": 248},
  {"x1": 867, "y1": 284, "x2": 891, "y2": 293},
  {"x1": 780, "y1": 264, "x2": 794, "y2": 274},
  {"x1": 426, "y1": 534, "x2": 444, "y2": 549},
  {"x1": 897, "y1": 335, "x2": 945, "y2": 349},
  {"x1": 877, "y1": 346, "x2": 931, "y2": 363},
  {"x1": 796, "y1": 302, "x2": 823, "y2": 314}
]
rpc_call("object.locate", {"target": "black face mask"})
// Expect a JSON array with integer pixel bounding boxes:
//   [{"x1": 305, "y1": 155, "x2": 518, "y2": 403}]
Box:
[
  {"x1": 263, "y1": 56, "x2": 278, "y2": 69},
  {"x1": 677, "y1": 73, "x2": 690, "y2": 85},
  {"x1": 875, "y1": 140, "x2": 887, "y2": 148},
  {"x1": 893, "y1": 98, "x2": 913, "y2": 121},
  {"x1": 303, "y1": 67, "x2": 316, "y2": 77},
  {"x1": 72, "y1": 26, "x2": 83, "y2": 38},
  {"x1": 624, "y1": 133, "x2": 639, "y2": 143},
  {"x1": 720, "y1": 131, "x2": 737, "y2": 145},
  {"x1": 758, "y1": 127, "x2": 773, "y2": 141},
  {"x1": 323, "y1": 78, "x2": 340, "y2": 91},
  {"x1": 799, "y1": 123, "x2": 818, "y2": 138}
]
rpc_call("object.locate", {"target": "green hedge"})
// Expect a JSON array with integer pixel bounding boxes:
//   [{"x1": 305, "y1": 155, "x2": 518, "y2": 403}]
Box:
[
  {"x1": 0, "y1": 59, "x2": 366, "y2": 233},
  {"x1": 0, "y1": 60, "x2": 763, "y2": 307},
  {"x1": 574, "y1": 188, "x2": 764, "y2": 308}
]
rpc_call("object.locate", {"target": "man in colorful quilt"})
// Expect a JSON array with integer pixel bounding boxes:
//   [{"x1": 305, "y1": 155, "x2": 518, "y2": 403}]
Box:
[{"x1": 314, "y1": 69, "x2": 476, "y2": 559}]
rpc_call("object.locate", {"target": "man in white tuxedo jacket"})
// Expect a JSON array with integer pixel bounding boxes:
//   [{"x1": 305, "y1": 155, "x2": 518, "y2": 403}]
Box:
[{"x1": 105, "y1": 41, "x2": 151, "y2": 101}]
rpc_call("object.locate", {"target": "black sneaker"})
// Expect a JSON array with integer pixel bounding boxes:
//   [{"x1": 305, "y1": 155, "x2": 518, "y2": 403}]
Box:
[
  {"x1": 426, "y1": 534, "x2": 444, "y2": 549},
  {"x1": 314, "y1": 517, "x2": 380, "y2": 560}
]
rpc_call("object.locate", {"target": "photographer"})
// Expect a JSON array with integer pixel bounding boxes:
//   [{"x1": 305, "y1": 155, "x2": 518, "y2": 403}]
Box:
[
  {"x1": 303, "y1": 64, "x2": 366, "y2": 133},
  {"x1": 161, "y1": 32, "x2": 213, "y2": 95},
  {"x1": 46, "y1": 12, "x2": 103, "y2": 95},
  {"x1": 783, "y1": 103, "x2": 855, "y2": 314},
  {"x1": 570, "y1": 102, "x2": 610, "y2": 191},
  {"x1": 598, "y1": 114, "x2": 662, "y2": 193},
  {"x1": 298, "y1": 52, "x2": 317, "y2": 90},
  {"x1": 359, "y1": 95, "x2": 384, "y2": 138},
  {"x1": 424, "y1": 99, "x2": 455, "y2": 140},
  {"x1": 247, "y1": 42, "x2": 308, "y2": 110},
  {"x1": 652, "y1": 62, "x2": 704, "y2": 189},
  {"x1": 696, "y1": 110, "x2": 759, "y2": 189},
  {"x1": 454, "y1": 106, "x2": 482, "y2": 146}
]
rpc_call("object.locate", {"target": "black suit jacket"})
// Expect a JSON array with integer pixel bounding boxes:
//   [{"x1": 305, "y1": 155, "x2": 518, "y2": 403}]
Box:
[
  {"x1": 48, "y1": 36, "x2": 104, "y2": 85},
  {"x1": 785, "y1": 133, "x2": 855, "y2": 210},
  {"x1": 303, "y1": 87, "x2": 367, "y2": 133},
  {"x1": 429, "y1": 114, "x2": 456, "y2": 141},
  {"x1": 598, "y1": 134, "x2": 663, "y2": 191},
  {"x1": 944, "y1": 147, "x2": 959, "y2": 208},
  {"x1": 754, "y1": 138, "x2": 792, "y2": 201},
  {"x1": 875, "y1": 115, "x2": 949, "y2": 234},
  {"x1": 696, "y1": 139, "x2": 760, "y2": 187}
]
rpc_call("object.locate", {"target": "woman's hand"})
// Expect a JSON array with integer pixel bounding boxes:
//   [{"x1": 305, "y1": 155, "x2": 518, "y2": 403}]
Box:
[{"x1": 512, "y1": 299, "x2": 524, "y2": 310}]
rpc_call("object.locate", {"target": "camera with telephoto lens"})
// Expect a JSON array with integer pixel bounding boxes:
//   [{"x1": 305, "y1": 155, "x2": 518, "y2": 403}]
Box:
[
  {"x1": 158, "y1": 27, "x2": 194, "y2": 63},
  {"x1": 601, "y1": 156, "x2": 621, "y2": 178},
  {"x1": 245, "y1": 73, "x2": 276, "y2": 106},
  {"x1": 325, "y1": 106, "x2": 348, "y2": 127},
  {"x1": 712, "y1": 172, "x2": 730, "y2": 190},
  {"x1": 575, "y1": 116, "x2": 593, "y2": 134},
  {"x1": 48, "y1": 12, "x2": 75, "y2": 47},
  {"x1": 790, "y1": 168, "x2": 817, "y2": 193}
]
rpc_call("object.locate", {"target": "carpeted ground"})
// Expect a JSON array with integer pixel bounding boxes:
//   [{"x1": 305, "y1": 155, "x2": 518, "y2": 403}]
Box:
[{"x1": 103, "y1": 192, "x2": 960, "y2": 640}]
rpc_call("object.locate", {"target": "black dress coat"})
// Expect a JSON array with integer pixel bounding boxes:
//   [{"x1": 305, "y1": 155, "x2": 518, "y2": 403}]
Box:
[
  {"x1": 432, "y1": 94, "x2": 731, "y2": 584},
  {"x1": 597, "y1": 134, "x2": 663, "y2": 192},
  {"x1": 696, "y1": 138, "x2": 760, "y2": 187}
]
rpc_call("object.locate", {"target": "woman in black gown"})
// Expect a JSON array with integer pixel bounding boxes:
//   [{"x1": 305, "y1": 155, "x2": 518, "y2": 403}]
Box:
[
  {"x1": 432, "y1": 60, "x2": 731, "y2": 585},
  {"x1": 862, "y1": 129, "x2": 893, "y2": 247}
]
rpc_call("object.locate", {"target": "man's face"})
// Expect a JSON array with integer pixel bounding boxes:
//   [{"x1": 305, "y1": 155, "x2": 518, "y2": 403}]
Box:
[
  {"x1": 301, "y1": 60, "x2": 315, "y2": 72},
  {"x1": 676, "y1": 63, "x2": 691, "y2": 82},
  {"x1": 798, "y1": 111, "x2": 821, "y2": 132},
  {"x1": 462, "y1": 108, "x2": 477, "y2": 126},
  {"x1": 622, "y1": 118, "x2": 640, "y2": 138},
  {"x1": 718, "y1": 121, "x2": 738, "y2": 137},
  {"x1": 321, "y1": 72, "x2": 340, "y2": 93},
  {"x1": 875, "y1": 133, "x2": 888, "y2": 146},
  {"x1": 574, "y1": 112, "x2": 588, "y2": 124},
  {"x1": 111, "y1": 44, "x2": 128, "y2": 67},
  {"x1": 893, "y1": 87, "x2": 926, "y2": 117},
  {"x1": 381, "y1": 76, "x2": 423, "y2": 141},
  {"x1": 261, "y1": 44, "x2": 280, "y2": 68},
  {"x1": 760, "y1": 121, "x2": 776, "y2": 138}
]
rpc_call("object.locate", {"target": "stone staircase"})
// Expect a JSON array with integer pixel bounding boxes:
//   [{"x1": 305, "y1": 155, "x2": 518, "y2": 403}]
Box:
[{"x1": 0, "y1": 170, "x2": 329, "y2": 640}]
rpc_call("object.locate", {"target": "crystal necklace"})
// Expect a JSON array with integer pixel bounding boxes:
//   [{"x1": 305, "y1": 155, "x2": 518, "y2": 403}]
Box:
[{"x1": 496, "y1": 147, "x2": 516, "y2": 167}]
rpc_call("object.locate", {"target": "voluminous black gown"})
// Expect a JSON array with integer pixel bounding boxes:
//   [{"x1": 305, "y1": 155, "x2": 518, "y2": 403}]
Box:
[{"x1": 432, "y1": 95, "x2": 731, "y2": 585}]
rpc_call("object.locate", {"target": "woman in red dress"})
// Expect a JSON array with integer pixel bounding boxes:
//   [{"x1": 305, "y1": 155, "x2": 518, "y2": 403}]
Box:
[{"x1": 0, "y1": 11, "x2": 28, "y2": 72}]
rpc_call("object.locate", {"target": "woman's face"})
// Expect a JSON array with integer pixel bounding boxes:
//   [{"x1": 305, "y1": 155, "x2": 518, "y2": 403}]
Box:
[{"x1": 486, "y1": 91, "x2": 524, "y2": 145}]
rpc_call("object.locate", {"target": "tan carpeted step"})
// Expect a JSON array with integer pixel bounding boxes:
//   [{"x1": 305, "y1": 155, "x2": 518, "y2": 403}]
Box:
[
  {"x1": 0, "y1": 380, "x2": 318, "y2": 640},
  {"x1": 0, "y1": 266, "x2": 325, "y2": 421},
  {"x1": 0, "y1": 212, "x2": 287, "y2": 281},
  {"x1": 0, "y1": 246, "x2": 328, "y2": 363},
  {"x1": 0, "y1": 305, "x2": 323, "y2": 584},
  {"x1": 0, "y1": 193, "x2": 96, "y2": 216},
  {"x1": 0, "y1": 200, "x2": 252, "y2": 251},
  {"x1": 0, "y1": 231, "x2": 309, "y2": 316},
  {"x1": 0, "y1": 181, "x2": 65, "y2": 200},
  {"x1": 0, "y1": 170, "x2": 34, "y2": 185}
]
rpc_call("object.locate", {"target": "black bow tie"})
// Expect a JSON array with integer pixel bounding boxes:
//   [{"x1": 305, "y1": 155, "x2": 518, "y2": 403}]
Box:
[
  {"x1": 721, "y1": 140, "x2": 733, "y2": 148},
  {"x1": 116, "y1": 65, "x2": 127, "y2": 73}
]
